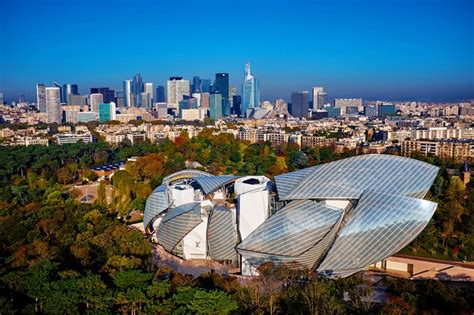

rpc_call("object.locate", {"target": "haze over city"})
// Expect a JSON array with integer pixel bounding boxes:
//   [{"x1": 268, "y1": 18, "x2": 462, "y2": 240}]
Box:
[{"x1": 1, "y1": 0, "x2": 473, "y2": 102}]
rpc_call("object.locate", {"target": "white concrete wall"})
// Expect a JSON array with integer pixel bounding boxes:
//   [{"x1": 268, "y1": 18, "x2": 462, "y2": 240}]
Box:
[
  {"x1": 238, "y1": 189, "x2": 269, "y2": 241},
  {"x1": 171, "y1": 185, "x2": 194, "y2": 206},
  {"x1": 183, "y1": 216, "x2": 208, "y2": 260}
]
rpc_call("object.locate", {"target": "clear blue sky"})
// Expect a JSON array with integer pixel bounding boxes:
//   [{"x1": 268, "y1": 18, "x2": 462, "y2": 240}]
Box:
[{"x1": 0, "y1": 0, "x2": 473, "y2": 102}]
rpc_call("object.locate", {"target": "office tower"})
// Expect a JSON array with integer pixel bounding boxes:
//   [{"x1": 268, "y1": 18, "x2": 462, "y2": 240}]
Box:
[
  {"x1": 69, "y1": 95, "x2": 87, "y2": 106},
  {"x1": 155, "y1": 103, "x2": 168, "y2": 118},
  {"x1": 90, "y1": 87, "x2": 115, "y2": 103},
  {"x1": 62, "y1": 84, "x2": 71, "y2": 103},
  {"x1": 98, "y1": 102, "x2": 116, "y2": 123},
  {"x1": 200, "y1": 92, "x2": 210, "y2": 108},
  {"x1": 192, "y1": 76, "x2": 201, "y2": 93},
  {"x1": 312, "y1": 87, "x2": 325, "y2": 109},
  {"x1": 209, "y1": 93, "x2": 222, "y2": 120},
  {"x1": 140, "y1": 92, "x2": 150, "y2": 108},
  {"x1": 364, "y1": 104, "x2": 378, "y2": 118},
  {"x1": 334, "y1": 98, "x2": 363, "y2": 115},
  {"x1": 71, "y1": 84, "x2": 79, "y2": 95},
  {"x1": 167, "y1": 77, "x2": 190, "y2": 108},
  {"x1": 36, "y1": 84, "x2": 46, "y2": 112},
  {"x1": 132, "y1": 73, "x2": 143, "y2": 106},
  {"x1": 232, "y1": 95, "x2": 242, "y2": 116},
  {"x1": 214, "y1": 73, "x2": 230, "y2": 116},
  {"x1": 123, "y1": 80, "x2": 133, "y2": 107},
  {"x1": 318, "y1": 91, "x2": 328, "y2": 108},
  {"x1": 45, "y1": 87, "x2": 61, "y2": 123},
  {"x1": 89, "y1": 93, "x2": 104, "y2": 113},
  {"x1": 192, "y1": 93, "x2": 201, "y2": 107},
  {"x1": 201, "y1": 79, "x2": 211, "y2": 93},
  {"x1": 18, "y1": 94, "x2": 26, "y2": 104},
  {"x1": 143, "y1": 82, "x2": 154, "y2": 108},
  {"x1": 290, "y1": 91, "x2": 309, "y2": 118},
  {"x1": 379, "y1": 103, "x2": 396, "y2": 116},
  {"x1": 53, "y1": 82, "x2": 64, "y2": 103},
  {"x1": 0, "y1": 93, "x2": 3, "y2": 105},
  {"x1": 242, "y1": 63, "x2": 260, "y2": 117},
  {"x1": 156, "y1": 86, "x2": 165, "y2": 102}
]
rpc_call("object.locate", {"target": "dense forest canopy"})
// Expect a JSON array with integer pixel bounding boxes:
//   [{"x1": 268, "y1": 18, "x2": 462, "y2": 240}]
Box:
[{"x1": 0, "y1": 131, "x2": 473, "y2": 314}]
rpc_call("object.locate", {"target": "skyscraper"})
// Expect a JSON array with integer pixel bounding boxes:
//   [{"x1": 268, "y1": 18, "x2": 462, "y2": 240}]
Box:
[
  {"x1": 89, "y1": 93, "x2": 104, "y2": 113},
  {"x1": 53, "y1": 82, "x2": 64, "y2": 103},
  {"x1": 312, "y1": 87, "x2": 324, "y2": 109},
  {"x1": 192, "y1": 76, "x2": 201, "y2": 93},
  {"x1": 90, "y1": 87, "x2": 115, "y2": 103},
  {"x1": 167, "y1": 77, "x2": 190, "y2": 108},
  {"x1": 201, "y1": 79, "x2": 211, "y2": 93},
  {"x1": 242, "y1": 63, "x2": 260, "y2": 117},
  {"x1": 290, "y1": 91, "x2": 309, "y2": 118},
  {"x1": 143, "y1": 82, "x2": 154, "y2": 108},
  {"x1": 132, "y1": 74, "x2": 143, "y2": 106},
  {"x1": 209, "y1": 93, "x2": 222, "y2": 120},
  {"x1": 62, "y1": 83, "x2": 79, "y2": 104},
  {"x1": 36, "y1": 84, "x2": 46, "y2": 112},
  {"x1": 214, "y1": 73, "x2": 230, "y2": 116},
  {"x1": 45, "y1": 87, "x2": 61, "y2": 123},
  {"x1": 200, "y1": 92, "x2": 210, "y2": 108},
  {"x1": 0, "y1": 93, "x2": 3, "y2": 105},
  {"x1": 232, "y1": 95, "x2": 242, "y2": 116},
  {"x1": 123, "y1": 80, "x2": 133, "y2": 107},
  {"x1": 155, "y1": 86, "x2": 165, "y2": 103},
  {"x1": 98, "y1": 102, "x2": 116, "y2": 123}
]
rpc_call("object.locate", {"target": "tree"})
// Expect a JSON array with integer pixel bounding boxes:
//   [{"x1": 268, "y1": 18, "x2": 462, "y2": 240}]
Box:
[{"x1": 96, "y1": 180, "x2": 106, "y2": 207}]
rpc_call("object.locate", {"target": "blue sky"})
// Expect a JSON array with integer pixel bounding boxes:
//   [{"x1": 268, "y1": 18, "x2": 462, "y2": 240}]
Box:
[{"x1": 0, "y1": 0, "x2": 473, "y2": 102}]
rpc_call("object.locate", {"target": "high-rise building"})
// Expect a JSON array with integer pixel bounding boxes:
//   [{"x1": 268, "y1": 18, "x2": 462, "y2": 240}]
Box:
[
  {"x1": 364, "y1": 105, "x2": 378, "y2": 118},
  {"x1": 90, "y1": 87, "x2": 115, "y2": 103},
  {"x1": 200, "y1": 92, "x2": 210, "y2": 108},
  {"x1": 63, "y1": 83, "x2": 79, "y2": 104},
  {"x1": 312, "y1": 87, "x2": 324, "y2": 109},
  {"x1": 167, "y1": 77, "x2": 190, "y2": 108},
  {"x1": 290, "y1": 91, "x2": 309, "y2": 118},
  {"x1": 192, "y1": 76, "x2": 201, "y2": 93},
  {"x1": 132, "y1": 74, "x2": 143, "y2": 106},
  {"x1": 209, "y1": 93, "x2": 222, "y2": 120},
  {"x1": 36, "y1": 84, "x2": 46, "y2": 112},
  {"x1": 89, "y1": 93, "x2": 104, "y2": 113},
  {"x1": 214, "y1": 73, "x2": 230, "y2": 116},
  {"x1": 232, "y1": 95, "x2": 242, "y2": 116},
  {"x1": 201, "y1": 79, "x2": 211, "y2": 93},
  {"x1": 53, "y1": 82, "x2": 64, "y2": 103},
  {"x1": 98, "y1": 102, "x2": 116, "y2": 123},
  {"x1": 156, "y1": 86, "x2": 165, "y2": 103},
  {"x1": 123, "y1": 80, "x2": 133, "y2": 107},
  {"x1": 334, "y1": 98, "x2": 363, "y2": 115},
  {"x1": 0, "y1": 93, "x2": 3, "y2": 105},
  {"x1": 242, "y1": 63, "x2": 260, "y2": 117},
  {"x1": 143, "y1": 82, "x2": 154, "y2": 108},
  {"x1": 45, "y1": 87, "x2": 61, "y2": 123}
]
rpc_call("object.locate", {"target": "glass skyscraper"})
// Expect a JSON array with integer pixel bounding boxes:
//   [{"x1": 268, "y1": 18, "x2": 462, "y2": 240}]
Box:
[
  {"x1": 155, "y1": 86, "x2": 165, "y2": 103},
  {"x1": 214, "y1": 73, "x2": 229, "y2": 116},
  {"x1": 209, "y1": 93, "x2": 222, "y2": 120},
  {"x1": 123, "y1": 80, "x2": 133, "y2": 107},
  {"x1": 132, "y1": 73, "x2": 143, "y2": 106},
  {"x1": 242, "y1": 63, "x2": 260, "y2": 117}
]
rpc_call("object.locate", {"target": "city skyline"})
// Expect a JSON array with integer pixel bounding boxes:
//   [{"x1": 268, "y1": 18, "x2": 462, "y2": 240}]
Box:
[{"x1": 1, "y1": 0, "x2": 473, "y2": 103}]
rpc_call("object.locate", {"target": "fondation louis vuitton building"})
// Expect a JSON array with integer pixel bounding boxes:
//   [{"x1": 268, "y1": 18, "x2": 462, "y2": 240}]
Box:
[{"x1": 144, "y1": 154, "x2": 439, "y2": 277}]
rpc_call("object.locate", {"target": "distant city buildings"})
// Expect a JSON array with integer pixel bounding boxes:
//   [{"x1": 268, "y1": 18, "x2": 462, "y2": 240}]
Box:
[
  {"x1": 167, "y1": 77, "x2": 190, "y2": 108},
  {"x1": 36, "y1": 84, "x2": 46, "y2": 112},
  {"x1": 45, "y1": 87, "x2": 61, "y2": 123},
  {"x1": 290, "y1": 91, "x2": 309, "y2": 118},
  {"x1": 242, "y1": 63, "x2": 260, "y2": 117},
  {"x1": 89, "y1": 93, "x2": 104, "y2": 113}
]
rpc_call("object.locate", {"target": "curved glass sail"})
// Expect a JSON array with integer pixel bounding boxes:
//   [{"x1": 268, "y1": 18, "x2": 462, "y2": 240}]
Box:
[{"x1": 317, "y1": 191, "x2": 437, "y2": 277}]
